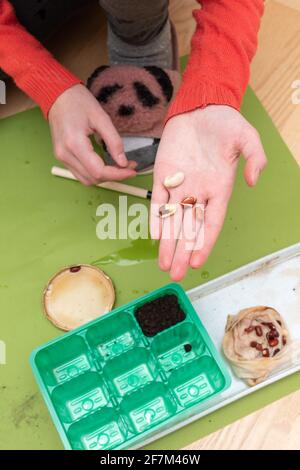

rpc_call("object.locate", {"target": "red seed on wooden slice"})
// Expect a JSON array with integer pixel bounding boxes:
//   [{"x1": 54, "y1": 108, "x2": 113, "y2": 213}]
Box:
[
  {"x1": 273, "y1": 348, "x2": 280, "y2": 356},
  {"x1": 250, "y1": 341, "x2": 257, "y2": 348},
  {"x1": 255, "y1": 343, "x2": 263, "y2": 351},
  {"x1": 282, "y1": 335, "x2": 287, "y2": 345},
  {"x1": 70, "y1": 266, "x2": 81, "y2": 273}
]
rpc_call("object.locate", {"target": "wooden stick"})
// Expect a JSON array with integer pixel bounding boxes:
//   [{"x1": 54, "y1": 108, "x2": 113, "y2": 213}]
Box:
[{"x1": 51, "y1": 166, "x2": 152, "y2": 200}]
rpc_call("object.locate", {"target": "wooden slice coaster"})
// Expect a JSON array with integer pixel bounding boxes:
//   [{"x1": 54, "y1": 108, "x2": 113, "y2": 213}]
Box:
[{"x1": 43, "y1": 264, "x2": 115, "y2": 331}]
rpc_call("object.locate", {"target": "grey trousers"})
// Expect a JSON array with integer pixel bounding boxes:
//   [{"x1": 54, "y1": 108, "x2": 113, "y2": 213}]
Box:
[
  {"x1": 99, "y1": 0, "x2": 172, "y2": 68},
  {"x1": 99, "y1": 0, "x2": 169, "y2": 45}
]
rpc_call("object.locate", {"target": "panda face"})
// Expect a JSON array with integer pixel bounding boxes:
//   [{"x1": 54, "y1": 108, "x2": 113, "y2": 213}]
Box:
[{"x1": 87, "y1": 65, "x2": 179, "y2": 136}]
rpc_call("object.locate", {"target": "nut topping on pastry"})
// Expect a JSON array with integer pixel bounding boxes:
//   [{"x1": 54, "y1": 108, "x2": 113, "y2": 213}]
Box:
[
  {"x1": 255, "y1": 325, "x2": 263, "y2": 337},
  {"x1": 262, "y1": 348, "x2": 270, "y2": 357},
  {"x1": 244, "y1": 326, "x2": 255, "y2": 334}
]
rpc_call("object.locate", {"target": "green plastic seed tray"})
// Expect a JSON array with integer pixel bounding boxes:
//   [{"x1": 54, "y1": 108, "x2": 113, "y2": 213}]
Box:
[{"x1": 30, "y1": 283, "x2": 231, "y2": 450}]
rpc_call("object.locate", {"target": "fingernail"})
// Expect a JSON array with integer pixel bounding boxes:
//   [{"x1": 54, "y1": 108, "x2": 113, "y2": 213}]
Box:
[
  {"x1": 129, "y1": 160, "x2": 138, "y2": 169},
  {"x1": 117, "y1": 153, "x2": 128, "y2": 167}
]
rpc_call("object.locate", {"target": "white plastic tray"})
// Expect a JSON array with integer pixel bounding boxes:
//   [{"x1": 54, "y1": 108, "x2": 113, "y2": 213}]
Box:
[{"x1": 139, "y1": 243, "x2": 300, "y2": 449}]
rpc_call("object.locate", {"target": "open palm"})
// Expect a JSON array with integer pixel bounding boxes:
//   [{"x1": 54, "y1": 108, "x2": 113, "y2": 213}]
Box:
[{"x1": 151, "y1": 105, "x2": 267, "y2": 281}]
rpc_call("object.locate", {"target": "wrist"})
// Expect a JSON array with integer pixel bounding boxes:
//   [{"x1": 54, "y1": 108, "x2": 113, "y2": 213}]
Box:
[
  {"x1": 166, "y1": 80, "x2": 241, "y2": 125},
  {"x1": 16, "y1": 58, "x2": 82, "y2": 119}
]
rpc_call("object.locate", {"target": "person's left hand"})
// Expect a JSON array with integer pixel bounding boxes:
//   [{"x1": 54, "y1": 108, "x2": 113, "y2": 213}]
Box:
[{"x1": 150, "y1": 105, "x2": 267, "y2": 281}]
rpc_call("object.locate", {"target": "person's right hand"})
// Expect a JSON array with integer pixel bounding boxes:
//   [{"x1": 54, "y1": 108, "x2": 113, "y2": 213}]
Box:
[
  {"x1": 48, "y1": 84, "x2": 137, "y2": 185},
  {"x1": 151, "y1": 105, "x2": 267, "y2": 281}
]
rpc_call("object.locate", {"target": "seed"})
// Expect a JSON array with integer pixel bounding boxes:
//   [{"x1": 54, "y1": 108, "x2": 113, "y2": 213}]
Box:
[
  {"x1": 244, "y1": 326, "x2": 255, "y2": 334},
  {"x1": 255, "y1": 326, "x2": 263, "y2": 337},
  {"x1": 262, "y1": 322, "x2": 276, "y2": 330},
  {"x1": 184, "y1": 343, "x2": 192, "y2": 353},
  {"x1": 277, "y1": 320, "x2": 282, "y2": 326},
  {"x1": 262, "y1": 348, "x2": 270, "y2": 357},
  {"x1": 250, "y1": 341, "x2": 257, "y2": 348},
  {"x1": 268, "y1": 338, "x2": 279, "y2": 348},
  {"x1": 267, "y1": 331, "x2": 279, "y2": 342},
  {"x1": 70, "y1": 265, "x2": 81, "y2": 273},
  {"x1": 273, "y1": 348, "x2": 280, "y2": 356},
  {"x1": 282, "y1": 335, "x2": 287, "y2": 346},
  {"x1": 158, "y1": 204, "x2": 177, "y2": 219},
  {"x1": 255, "y1": 343, "x2": 263, "y2": 351},
  {"x1": 180, "y1": 196, "x2": 197, "y2": 207},
  {"x1": 163, "y1": 172, "x2": 185, "y2": 189}
]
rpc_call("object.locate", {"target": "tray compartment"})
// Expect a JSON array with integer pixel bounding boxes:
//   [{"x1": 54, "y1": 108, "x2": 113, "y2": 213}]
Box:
[
  {"x1": 120, "y1": 382, "x2": 177, "y2": 434},
  {"x1": 68, "y1": 407, "x2": 127, "y2": 450},
  {"x1": 86, "y1": 312, "x2": 141, "y2": 361},
  {"x1": 169, "y1": 356, "x2": 226, "y2": 407},
  {"x1": 52, "y1": 371, "x2": 110, "y2": 423},
  {"x1": 151, "y1": 321, "x2": 206, "y2": 373},
  {"x1": 34, "y1": 335, "x2": 92, "y2": 386},
  {"x1": 134, "y1": 289, "x2": 186, "y2": 337},
  {"x1": 103, "y1": 347, "x2": 160, "y2": 396}
]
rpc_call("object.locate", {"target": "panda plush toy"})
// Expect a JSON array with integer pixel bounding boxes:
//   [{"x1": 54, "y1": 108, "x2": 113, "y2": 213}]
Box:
[{"x1": 87, "y1": 64, "x2": 181, "y2": 172}]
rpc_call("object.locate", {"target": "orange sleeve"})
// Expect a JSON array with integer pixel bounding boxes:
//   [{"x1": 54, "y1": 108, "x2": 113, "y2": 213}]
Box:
[
  {"x1": 167, "y1": 0, "x2": 264, "y2": 120},
  {"x1": 0, "y1": 0, "x2": 81, "y2": 117}
]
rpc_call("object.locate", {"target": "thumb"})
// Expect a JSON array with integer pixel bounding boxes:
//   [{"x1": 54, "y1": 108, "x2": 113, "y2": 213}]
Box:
[
  {"x1": 240, "y1": 128, "x2": 268, "y2": 187},
  {"x1": 92, "y1": 109, "x2": 128, "y2": 167}
]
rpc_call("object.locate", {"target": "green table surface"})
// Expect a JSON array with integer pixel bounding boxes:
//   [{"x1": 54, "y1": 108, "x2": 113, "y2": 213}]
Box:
[{"x1": 0, "y1": 86, "x2": 300, "y2": 450}]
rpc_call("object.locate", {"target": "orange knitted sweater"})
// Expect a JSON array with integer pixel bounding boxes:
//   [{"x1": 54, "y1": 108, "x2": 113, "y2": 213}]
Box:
[{"x1": 0, "y1": 0, "x2": 264, "y2": 119}]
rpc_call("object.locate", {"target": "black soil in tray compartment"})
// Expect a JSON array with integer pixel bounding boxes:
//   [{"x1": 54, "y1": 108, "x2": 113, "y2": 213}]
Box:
[{"x1": 135, "y1": 294, "x2": 186, "y2": 337}]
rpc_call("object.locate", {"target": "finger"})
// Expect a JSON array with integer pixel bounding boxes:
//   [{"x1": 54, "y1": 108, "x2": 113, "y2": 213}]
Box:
[
  {"x1": 128, "y1": 160, "x2": 138, "y2": 170},
  {"x1": 56, "y1": 146, "x2": 95, "y2": 185},
  {"x1": 241, "y1": 128, "x2": 268, "y2": 187},
  {"x1": 67, "y1": 154, "x2": 96, "y2": 185},
  {"x1": 92, "y1": 110, "x2": 128, "y2": 167},
  {"x1": 190, "y1": 195, "x2": 229, "y2": 269},
  {"x1": 169, "y1": 204, "x2": 202, "y2": 281},
  {"x1": 71, "y1": 158, "x2": 136, "y2": 183},
  {"x1": 66, "y1": 133, "x2": 105, "y2": 181},
  {"x1": 150, "y1": 180, "x2": 169, "y2": 240},
  {"x1": 101, "y1": 165, "x2": 137, "y2": 181},
  {"x1": 68, "y1": 135, "x2": 136, "y2": 182},
  {"x1": 159, "y1": 198, "x2": 183, "y2": 272},
  {"x1": 69, "y1": 167, "x2": 93, "y2": 186}
]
